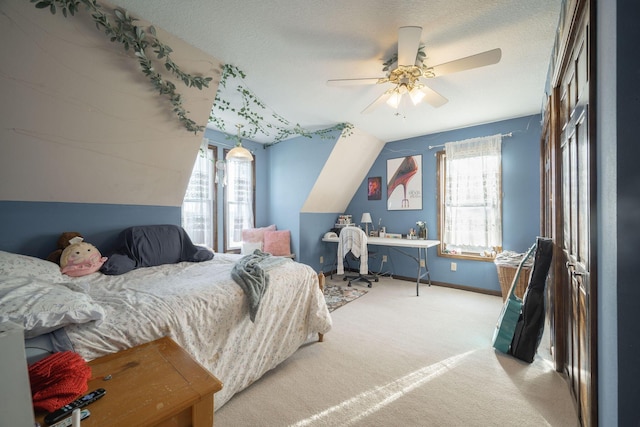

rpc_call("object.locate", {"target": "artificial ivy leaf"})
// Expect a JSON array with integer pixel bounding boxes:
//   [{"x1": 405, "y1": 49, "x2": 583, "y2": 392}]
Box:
[
  {"x1": 30, "y1": 0, "x2": 213, "y2": 135},
  {"x1": 135, "y1": 26, "x2": 144, "y2": 40}
]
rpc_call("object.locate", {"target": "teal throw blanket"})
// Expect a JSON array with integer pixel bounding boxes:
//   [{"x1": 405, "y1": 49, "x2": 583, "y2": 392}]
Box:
[{"x1": 231, "y1": 250, "x2": 288, "y2": 322}]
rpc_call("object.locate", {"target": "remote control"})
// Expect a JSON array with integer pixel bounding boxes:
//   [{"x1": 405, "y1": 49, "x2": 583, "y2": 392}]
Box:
[
  {"x1": 44, "y1": 389, "x2": 106, "y2": 425},
  {"x1": 49, "y1": 409, "x2": 90, "y2": 427}
]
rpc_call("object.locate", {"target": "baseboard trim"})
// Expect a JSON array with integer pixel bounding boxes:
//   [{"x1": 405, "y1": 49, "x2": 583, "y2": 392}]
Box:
[
  {"x1": 390, "y1": 275, "x2": 502, "y2": 297},
  {"x1": 324, "y1": 269, "x2": 502, "y2": 298}
]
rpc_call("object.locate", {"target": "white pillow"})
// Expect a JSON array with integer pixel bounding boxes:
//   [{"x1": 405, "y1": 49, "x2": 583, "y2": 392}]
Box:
[
  {"x1": 0, "y1": 276, "x2": 105, "y2": 339},
  {"x1": 0, "y1": 250, "x2": 64, "y2": 283},
  {"x1": 241, "y1": 241, "x2": 263, "y2": 255}
]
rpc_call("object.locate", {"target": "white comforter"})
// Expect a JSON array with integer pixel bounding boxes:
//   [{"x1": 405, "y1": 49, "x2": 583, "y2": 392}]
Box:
[{"x1": 63, "y1": 253, "x2": 332, "y2": 410}]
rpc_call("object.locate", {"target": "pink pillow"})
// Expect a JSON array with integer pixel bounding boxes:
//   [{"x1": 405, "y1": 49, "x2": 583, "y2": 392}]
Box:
[
  {"x1": 263, "y1": 230, "x2": 291, "y2": 256},
  {"x1": 242, "y1": 225, "x2": 276, "y2": 244}
]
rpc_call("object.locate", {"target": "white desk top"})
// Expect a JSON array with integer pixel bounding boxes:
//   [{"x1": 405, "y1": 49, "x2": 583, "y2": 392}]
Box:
[{"x1": 322, "y1": 235, "x2": 440, "y2": 249}]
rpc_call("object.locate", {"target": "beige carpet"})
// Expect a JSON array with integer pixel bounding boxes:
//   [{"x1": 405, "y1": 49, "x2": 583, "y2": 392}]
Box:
[{"x1": 215, "y1": 276, "x2": 579, "y2": 426}]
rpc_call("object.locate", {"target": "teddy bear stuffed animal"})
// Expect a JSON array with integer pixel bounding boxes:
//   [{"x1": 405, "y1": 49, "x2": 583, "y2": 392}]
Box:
[
  {"x1": 46, "y1": 231, "x2": 84, "y2": 265},
  {"x1": 60, "y1": 238, "x2": 107, "y2": 277}
]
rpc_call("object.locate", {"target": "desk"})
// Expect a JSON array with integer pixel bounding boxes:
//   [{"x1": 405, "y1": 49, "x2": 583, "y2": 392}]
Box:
[{"x1": 322, "y1": 235, "x2": 440, "y2": 296}]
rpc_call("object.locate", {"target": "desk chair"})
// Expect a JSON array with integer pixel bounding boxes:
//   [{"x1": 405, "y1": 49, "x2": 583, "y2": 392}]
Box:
[{"x1": 337, "y1": 227, "x2": 378, "y2": 288}]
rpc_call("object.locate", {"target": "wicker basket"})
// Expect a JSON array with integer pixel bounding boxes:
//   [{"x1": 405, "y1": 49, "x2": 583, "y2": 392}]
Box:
[{"x1": 496, "y1": 265, "x2": 531, "y2": 301}]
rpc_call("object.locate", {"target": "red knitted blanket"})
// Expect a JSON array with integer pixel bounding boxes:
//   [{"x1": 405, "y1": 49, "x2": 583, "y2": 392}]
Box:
[{"x1": 28, "y1": 351, "x2": 91, "y2": 412}]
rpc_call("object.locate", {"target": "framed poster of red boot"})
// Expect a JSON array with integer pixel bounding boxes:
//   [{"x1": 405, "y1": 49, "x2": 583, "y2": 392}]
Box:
[{"x1": 387, "y1": 155, "x2": 422, "y2": 210}]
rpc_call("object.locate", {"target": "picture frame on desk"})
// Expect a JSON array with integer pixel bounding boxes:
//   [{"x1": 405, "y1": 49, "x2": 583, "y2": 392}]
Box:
[{"x1": 387, "y1": 155, "x2": 422, "y2": 211}]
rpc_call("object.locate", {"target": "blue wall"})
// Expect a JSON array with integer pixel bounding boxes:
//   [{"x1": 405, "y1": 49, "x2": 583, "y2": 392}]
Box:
[
  {"x1": 342, "y1": 115, "x2": 541, "y2": 294},
  {"x1": 606, "y1": 2, "x2": 640, "y2": 424},
  {"x1": 302, "y1": 212, "x2": 342, "y2": 272},
  {"x1": 266, "y1": 132, "x2": 341, "y2": 263},
  {"x1": 0, "y1": 201, "x2": 180, "y2": 259}
]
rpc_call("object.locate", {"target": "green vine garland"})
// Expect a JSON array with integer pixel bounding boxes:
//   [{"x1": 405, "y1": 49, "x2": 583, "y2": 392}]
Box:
[
  {"x1": 31, "y1": 0, "x2": 353, "y2": 143},
  {"x1": 31, "y1": 0, "x2": 212, "y2": 134},
  {"x1": 210, "y1": 64, "x2": 353, "y2": 147}
]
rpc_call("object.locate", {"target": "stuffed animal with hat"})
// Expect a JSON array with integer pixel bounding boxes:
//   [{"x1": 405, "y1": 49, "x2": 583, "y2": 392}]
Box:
[
  {"x1": 60, "y1": 237, "x2": 107, "y2": 277},
  {"x1": 46, "y1": 231, "x2": 84, "y2": 265}
]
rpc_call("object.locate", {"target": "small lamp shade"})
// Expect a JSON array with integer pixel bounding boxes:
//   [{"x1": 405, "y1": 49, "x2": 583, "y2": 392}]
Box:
[
  {"x1": 361, "y1": 212, "x2": 372, "y2": 235},
  {"x1": 386, "y1": 91, "x2": 402, "y2": 109},
  {"x1": 409, "y1": 87, "x2": 426, "y2": 105}
]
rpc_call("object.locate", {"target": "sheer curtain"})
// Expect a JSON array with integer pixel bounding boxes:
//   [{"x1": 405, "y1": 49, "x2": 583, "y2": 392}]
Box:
[
  {"x1": 182, "y1": 146, "x2": 214, "y2": 248},
  {"x1": 444, "y1": 134, "x2": 502, "y2": 252},
  {"x1": 225, "y1": 158, "x2": 254, "y2": 250}
]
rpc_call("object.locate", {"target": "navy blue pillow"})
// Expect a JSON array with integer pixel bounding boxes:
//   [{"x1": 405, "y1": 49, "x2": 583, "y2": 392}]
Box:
[
  {"x1": 101, "y1": 225, "x2": 213, "y2": 275},
  {"x1": 100, "y1": 252, "x2": 136, "y2": 275}
]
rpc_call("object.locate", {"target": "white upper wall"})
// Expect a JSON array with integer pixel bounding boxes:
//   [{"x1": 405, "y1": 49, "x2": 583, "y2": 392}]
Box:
[{"x1": 0, "y1": 0, "x2": 221, "y2": 207}]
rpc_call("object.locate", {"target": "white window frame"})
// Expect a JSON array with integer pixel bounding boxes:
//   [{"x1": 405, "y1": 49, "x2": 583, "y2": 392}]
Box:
[{"x1": 437, "y1": 135, "x2": 503, "y2": 261}]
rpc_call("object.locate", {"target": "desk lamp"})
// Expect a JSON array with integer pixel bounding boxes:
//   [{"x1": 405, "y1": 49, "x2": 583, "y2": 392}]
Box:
[{"x1": 361, "y1": 212, "x2": 372, "y2": 235}]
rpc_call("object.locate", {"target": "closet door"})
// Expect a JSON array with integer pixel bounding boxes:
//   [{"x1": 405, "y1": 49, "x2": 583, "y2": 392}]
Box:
[
  {"x1": 556, "y1": 5, "x2": 596, "y2": 425},
  {"x1": 541, "y1": 97, "x2": 565, "y2": 371}
]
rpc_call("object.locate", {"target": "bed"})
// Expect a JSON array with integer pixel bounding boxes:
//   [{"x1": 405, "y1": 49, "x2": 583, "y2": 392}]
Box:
[{"x1": 0, "y1": 228, "x2": 332, "y2": 411}]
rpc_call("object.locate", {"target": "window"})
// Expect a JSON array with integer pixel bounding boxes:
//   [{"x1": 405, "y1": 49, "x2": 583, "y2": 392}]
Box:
[
  {"x1": 437, "y1": 134, "x2": 502, "y2": 260},
  {"x1": 182, "y1": 145, "x2": 255, "y2": 253},
  {"x1": 224, "y1": 154, "x2": 255, "y2": 252},
  {"x1": 182, "y1": 145, "x2": 216, "y2": 250}
]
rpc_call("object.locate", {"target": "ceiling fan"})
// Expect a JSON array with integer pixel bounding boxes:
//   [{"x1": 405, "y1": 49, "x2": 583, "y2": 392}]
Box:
[{"x1": 327, "y1": 26, "x2": 502, "y2": 114}]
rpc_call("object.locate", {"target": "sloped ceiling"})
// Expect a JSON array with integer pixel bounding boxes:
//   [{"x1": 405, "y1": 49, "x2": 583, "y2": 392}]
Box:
[
  {"x1": 110, "y1": 0, "x2": 561, "y2": 143},
  {"x1": 0, "y1": 0, "x2": 220, "y2": 206},
  {"x1": 302, "y1": 128, "x2": 386, "y2": 213}
]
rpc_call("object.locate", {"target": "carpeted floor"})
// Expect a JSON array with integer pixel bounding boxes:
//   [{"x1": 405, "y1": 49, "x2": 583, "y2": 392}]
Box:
[
  {"x1": 324, "y1": 283, "x2": 368, "y2": 312},
  {"x1": 215, "y1": 276, "x2": 579, "y2": 426}
]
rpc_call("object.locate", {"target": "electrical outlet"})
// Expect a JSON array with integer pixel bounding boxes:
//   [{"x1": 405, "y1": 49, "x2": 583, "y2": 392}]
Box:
[
  {"x1": 420, "y1": 259, "x2": 425, "y2": 267},
  {"x1": 319, "y1": 256, "x2": 324, "y2": 264},
  {"x1": 451, "y1": 262, "x2": 457, "y2": 271},
  {"x1": 382, "y1": 255, "x2": 388, "y2": 262}
]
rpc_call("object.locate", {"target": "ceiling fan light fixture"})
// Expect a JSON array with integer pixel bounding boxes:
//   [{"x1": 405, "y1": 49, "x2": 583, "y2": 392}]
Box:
[
  {"x1": 328, "y1": 26, "x2": 500, "y2": 114},
  {"x1": 386, "y1": 90, "x2": 402, "y2": 109},
  {"x1": 409, "y1": 88, "x2": 426, "y2": 105}
]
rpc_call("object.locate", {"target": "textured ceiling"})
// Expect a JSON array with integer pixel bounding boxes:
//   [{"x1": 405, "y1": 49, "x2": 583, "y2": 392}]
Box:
[{"x1": 110, "y1": 0, "x2": 561, "y2": 143}]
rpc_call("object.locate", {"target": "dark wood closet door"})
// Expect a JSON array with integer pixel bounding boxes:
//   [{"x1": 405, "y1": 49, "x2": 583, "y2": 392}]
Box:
[
  {"x1": 541, "y1": 99, "x2": 564, "y2": 371},
  {"x1": 553, "y1": 3, "x2": 596, "y2": 425}
]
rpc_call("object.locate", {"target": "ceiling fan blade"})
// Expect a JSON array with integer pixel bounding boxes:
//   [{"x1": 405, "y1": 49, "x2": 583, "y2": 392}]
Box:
[
  {"x1": 397, "y1": 26, "x2": 422, "y2": 66},
  {"x1": 361, "y1": 91, "x2": 392, "y2": 114},
  {"x1": 429, "y1": 48, "x2": 502, "y2": 77},
  {"x1": 419, "y1": 86, "x2": 448, "y2": 108},
  {"x1": 327, "y1": 78, "x2": 382, "y2": 86}
]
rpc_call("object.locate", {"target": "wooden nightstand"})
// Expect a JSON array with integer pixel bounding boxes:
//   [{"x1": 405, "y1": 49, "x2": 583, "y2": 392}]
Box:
[{"x1": 36, "y1": 337, "x2": 223, "y2": 426}]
